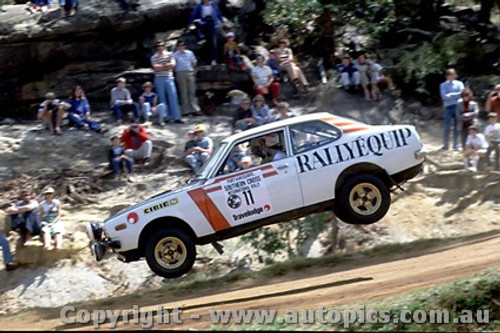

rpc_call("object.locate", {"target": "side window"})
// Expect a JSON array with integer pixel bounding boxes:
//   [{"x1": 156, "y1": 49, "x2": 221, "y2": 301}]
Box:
[
  {"x1": 290, "y1": 121, "x2": 341, "y2": 154},
  {"x1": 217, "y1": 130, "x2": 287, "y2": 175}
]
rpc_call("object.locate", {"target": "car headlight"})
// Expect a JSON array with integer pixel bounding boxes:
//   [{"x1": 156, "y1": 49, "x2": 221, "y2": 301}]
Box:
[
  {"x1": 91, "y1": 242, "x2": 106, "y2": 261},
  {"x1": 86, "y1": 222, "x2": 103, "y2": 242},
  {"x1": 415, "y1": 149, "x2": 426, "y2": 160}
]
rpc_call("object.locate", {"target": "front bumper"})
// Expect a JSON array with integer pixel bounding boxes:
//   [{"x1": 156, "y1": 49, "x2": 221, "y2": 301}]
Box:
[{"x1": 86, "y1": 222, "x2": 121, "y2": 261}]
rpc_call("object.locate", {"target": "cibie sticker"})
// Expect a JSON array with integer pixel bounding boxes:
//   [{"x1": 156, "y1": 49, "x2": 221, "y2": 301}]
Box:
[{"x1": 127, "y1": 212, "x2": 139, "y2": 224}]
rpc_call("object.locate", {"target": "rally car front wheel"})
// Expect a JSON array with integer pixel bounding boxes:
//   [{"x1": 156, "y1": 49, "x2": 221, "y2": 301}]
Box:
[
  {"x1": 335, "y1": 174, "x2": 391, "y2": 225},
  {"x1": 145, "y1": 228, "x2": 196, "y2": 278}
]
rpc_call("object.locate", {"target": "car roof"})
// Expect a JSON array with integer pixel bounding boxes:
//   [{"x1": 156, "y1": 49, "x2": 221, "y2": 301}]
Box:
[{"x1": 222, "y1": 112, "x2": 368, "y2": 143}]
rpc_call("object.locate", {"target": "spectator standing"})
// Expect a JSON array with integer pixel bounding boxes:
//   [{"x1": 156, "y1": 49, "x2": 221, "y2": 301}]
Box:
[
  {"x1": 274, "y1": 38, "x2": 309, "y2": 93},
  {"x1": 38, "y1": 92, "x2": 69, "y2": 135},
  {"x1": 151, "y1": 41, "x2": 184, "y2": 124},
  {"x1": 110, "y1": 77, "x2": 140, "y2": 125},
  {"x1": 4, "y1": 191, "x2": 41, "y2": 245},
  {"x1": 38, "y1": 187, "x2": 64, "y2": 250},
  {"x1": 59, "y1": 0, "x2": 77, "y2": 17},
  {"x1": 439, "y1": 68, "x2": 465, "y2": 151},
  {"x1": 463, "y1": 125, "x2": 488, "y2": 172},
  {"x1": 184, "y1": 124, "x2": 213, "y2": 173},
  {"x1": 251, "y1": 94, "x2": 273, "y2": 125},
  {"x1": 251, "y1": 54, "x2": 280, "y2": 107},
  {"x1": 187, "y1": 0, "x2": 224, "y2": 66},
  {"x1": 108, "y1": 135, "x2": 134, "y2": 180},
  {"x1": 484, "y1": 112, "x2": 500, "y2": 171},
  {"x1": 456, "y1": 88, "x2": 479, "y2": 147},
  {"x1": 232, "y1": 96, "x2": 256, "y2": 131},
  {"x1": 139, "y1": 82, "x2": 167, "y2": 126},
  {"x1": 0, "y1": 232, "x2": 17, "y2": 271},
  {"x1": 120, "y1": 124, "x2": 153, "y2": 166},
  {"x1": 484, "y1": 84, "x2": 500, "y2": 119},
  {"x1": 337, "y1": 56, "x2": 360, "y2": 91},
  {"x1": 67, "y1": 85, "x2": 106, "y2": 133},
  {"x1": 173, "y1": 40, "x2": 201, "y2": 118}
]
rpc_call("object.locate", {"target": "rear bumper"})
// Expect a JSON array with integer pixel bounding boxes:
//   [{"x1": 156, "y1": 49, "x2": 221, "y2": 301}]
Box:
[{"x1": 391, "y1": 161, "x2": 424, "y2": 184}]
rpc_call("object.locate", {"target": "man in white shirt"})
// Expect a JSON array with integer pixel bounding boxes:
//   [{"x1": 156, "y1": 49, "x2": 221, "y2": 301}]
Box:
[
  {"x1": 251, "y1": 54, "x2": 281, "y2": 106},
  {"x1": 484, "y1": 112, "x2": 500, "y2": 171},
  {"x1": 463, "y1": 125, "x2": 488, "y2": 172}
]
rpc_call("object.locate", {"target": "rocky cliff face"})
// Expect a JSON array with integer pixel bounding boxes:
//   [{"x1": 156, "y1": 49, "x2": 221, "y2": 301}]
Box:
[{"x1": 0, "y1": 0, "x2": 248, "y2": 118}]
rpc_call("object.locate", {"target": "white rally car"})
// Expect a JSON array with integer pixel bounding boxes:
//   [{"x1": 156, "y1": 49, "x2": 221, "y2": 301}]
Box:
[{"x1": 87, "y1": 112, "x2": 425, "y2": 278}]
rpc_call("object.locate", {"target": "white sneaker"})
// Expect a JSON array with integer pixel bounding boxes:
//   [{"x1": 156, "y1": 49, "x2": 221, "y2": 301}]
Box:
[{"x1": 211, "y1": 60, "x2": 217, "y2": 66}]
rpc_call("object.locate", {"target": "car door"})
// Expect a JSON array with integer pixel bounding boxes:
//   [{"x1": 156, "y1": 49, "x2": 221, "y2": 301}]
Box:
[{"x1": 201, "y1": 129, "x2": 304, "y2": 229}]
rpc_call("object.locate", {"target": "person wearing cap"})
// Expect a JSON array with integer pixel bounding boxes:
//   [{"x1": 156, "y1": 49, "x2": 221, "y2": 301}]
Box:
[
  {"x1": 4, "y1": 191, "x2": 42, "y2": 246},
  {"x1": 173, "y1": 40, "x2": 201, "y2": 118},
  {"x1": 274, "y1": 38, "x2": 309, "y2": 93},
  {"x1": 150, "y1": 41, "x2": 184, "y2": 124},
  {"x1": 236, "y1": 155, "x2": 253, "y2": 171},
  {"x1": 463, "y1": 125, "x2": 488, "y2": 172},
  {"x1": 139, "y1": 82, "x2": 168, "y2": 126},
  {"x1": 120, "y1": 123, "x2": 153, "y2": 166},
  {"x1": 184, "y1": 124, "x2": 213, "y2": 172},
  {"x1": 440, "y1": 68, "x2": 465, "y2": 151},
  {"x1": 224, "y1": 32, "x2": 246, "y2": 72},
  {"x1": 109, "y1": 135, "x2": 134, "y2": 180},
  {"x1": 251, "y1": 55, "x2": 281, "y2": 107},
  {"x1": 456, "y1": 88, "x2": 479, "y2": 147},
  {"x1": 38, "y1": 187, "x2": 64, "y2": 250},
  {"x1": 110, "y1": 77, "x2": 140, "y2": 125},
  {"x1": 484, "y1": 112, "x2": 500, "y2": 171},
  {"x1": 37, "y1": 91, "x2": 70, "y2": 135},
  {"x1": 264, "y1": 134, "x2": 286, "y2": 162},
  {"x1": 0, "y1": 231, "x2": 17, "y2": 271},
  {"x1": 187, "y1": 0, "x2": 224, "y2": 65}
]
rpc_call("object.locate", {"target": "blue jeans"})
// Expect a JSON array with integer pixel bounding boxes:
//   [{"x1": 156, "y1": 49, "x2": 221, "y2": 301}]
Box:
[
  {"x1": 154, "y1": 76, "x2": 181, "y2": 121},
  {"x1": 113, "y1": 103, "x2": 140, "y2": 120},
  {"x1": 444, "y1": 105, "x2": 459, "y2": 149},
  {"x1": 68, "y1": 113, "x2": 101, "y2": 132},
  {"x1": 0, "y1": 232, "x2": 12, "y2": 265},
  {"x1": 59, "y1": 0, "x2": 77, "y2": 6},
  {"x1": 111, "y1": 157, "x2": 133, "y2": 174},
  {"x1": 141, "y1": 102, "x2": 167, "y2": 120},
  {"x1": 195, "y1": 20, "x2": 218, "y2": 62}
]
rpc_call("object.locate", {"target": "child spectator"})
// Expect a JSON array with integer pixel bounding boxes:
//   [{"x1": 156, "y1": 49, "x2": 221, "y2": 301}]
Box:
[
  {"x1": 0, "y1": 231, "x2": 17, "y2": 271},
  {"x1": 37, "y1": 92, "x2": 69, "y2": 135},
  {"x1": 236, "y1": 155, "x2": 253, "y2": 171},
  {"x1": 184, "y1": 124, "x2": 213, "y2": 173},
  {"x1": 120, "y1": 123, "x2": 153, "y2": 166},
  {"x1": 274, "y1": 102, "x2": 296, "y2": 121},
  {"x1": 110, "y1": 77, "x2": 140, "y2": 125},
  {"x1": 337, "y1": 56, "x2": 360, "y2": 91},
  {"x1": 66, "y1": 85, "x2": 107, "y2": 134},
  {"x1": 224, "y1": 32, "x2": 246, "y2": 72},
  {"x1": 4, "y1": 191, "x2": 41, "y2": 245},
  {"x1": 484, "y1": 112, "x2": 500, "y2": 171},
  {"x1": 232, "y1": 96, "x2": 256, "y2": 131},
  {"x1": 463, "y1": 125, "x2": 488, "y2": 172},
  {"x1": 268, "y1": 50, "x2": 282, "y2": 78},
  {"x1": 138, "y1": 82, "x2": 167, "y2": 126},
  {"x1": 456, "y1": 88, "x2": 479, "y2": 147},
  {"x1": 59, "y1": 0, "x2": 77, "y2": 17},
  {"x1": 184, "y1": 130, "x2": 198, "y2": 152},
  {"x1": 251, "y1": 54, "x2": 280, "y2": 107},
  {"x1": 38, "y1": 187, "x2": 64, "y2": 250},
  {"x1": 251, "y1": 94, "x2": 273, "y2": 126},
  {"x1": 26, "y1": 0, "x2": 52, "y2": 15},
  {"x1": 109, "y1": 135, "x2": 134, "y2": 180}
]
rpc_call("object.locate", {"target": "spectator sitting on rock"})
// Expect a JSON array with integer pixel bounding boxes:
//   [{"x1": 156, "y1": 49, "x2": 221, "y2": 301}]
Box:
[
  {"x1": 456, "y1": 88, "x2": 479, "y2": 148},
  {"x1": 274, "y1": 102, "x2": 296, "y2": 121},
  {"x1": 484, "y1": 84, "x2": 500, "y2": 119},
  {"x1": 26, "y1": 0, "x2": 52, "y2": 15},
  {"x1": 37, "y1": 92, "x2": 69, "y2": 135},
  {"x1": 251, "y1": 94, "x2": 274, "y2": 126},
  {"x1": 224, "y1": 32, "x2": 246, "y2": 72},
  {"x1": 120, "y1": 123, "x2": 153, "y2": 167},
  {"x1": 59, "y1": 0, "x2": 77, "y2": 17},
  {"x1": 4, "y1": 191, "x2": 42, "y2": 246},
  {"x1": 484, "y1": 112, "x2": 500, "y2": 171},
  {"x1": 463, "y1": 125, "x2": 488, "y2": 172},
  {"x1": 184, "y1": 124, "x2": 213, "y2": 173},
  {"x1": 184, "y1": 130, "x2": 198, "y2": 152},
  {"x1": 251, "y1": 54, "x2": 281, "y2": 107},
  {"x1": 139, "y1": 82, "x2": 167, "y2": 126},
  {"x1": 337, "y1": 56, "x2": 360, "y2": 91},
  {"x1": 66, "y1": 85, "x2": 107, "y2": 134},
  {"x1": 353, "y1": 52, "x2": 374, "y2": 101},
  {"x1": 368, "y1": 54, "x2": 396, "y2": 100},
  {"x1": 274, "y1": 38, "x2": 309, "y2": 93},
  {"x1": 232, "y1": 96, "x2": 256, "y2": 132},
  {"x1": 38, "y1": 187, "x2": 64, "y2": 250},
  {"x1": 268, "y1": 50, "x2": 282, "y2": 78},
  {"x1": 0, "y1": 231, "x2": 17, "y2": 271},
  {"x1": 109, "y1": 135, "x2": 134, "y2": 181},
  {"x1": 110, "y1": 77, "x2": 140, "y2": 125}
]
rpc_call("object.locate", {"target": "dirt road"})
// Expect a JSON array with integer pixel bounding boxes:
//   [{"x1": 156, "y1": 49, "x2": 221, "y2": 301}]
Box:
[{"x1": 3, "y1": 230, "x2": 498, "y2": 330}]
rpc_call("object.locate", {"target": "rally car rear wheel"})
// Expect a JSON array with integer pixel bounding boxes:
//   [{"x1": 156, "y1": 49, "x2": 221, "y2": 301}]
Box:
[
  {"x1": 335, "y1": 174, "x2": 390, "y2": 225},
  {"x1": 145, "y1": 228, "x2": 196, "y2": 278}
]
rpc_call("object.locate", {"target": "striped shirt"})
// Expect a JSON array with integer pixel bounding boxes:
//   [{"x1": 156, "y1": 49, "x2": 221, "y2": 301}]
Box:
[{"x1": 151, "y1": 51, "x2": 174, "y2": 77}]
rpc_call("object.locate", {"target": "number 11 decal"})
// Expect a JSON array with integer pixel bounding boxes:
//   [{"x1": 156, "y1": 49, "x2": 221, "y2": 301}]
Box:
[{"x1": 242, "y1": 190, "x2": 255, "y2": 205}]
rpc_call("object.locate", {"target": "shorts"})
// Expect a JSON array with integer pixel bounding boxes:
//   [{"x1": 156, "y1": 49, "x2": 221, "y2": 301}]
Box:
[{"x1": 41, "y1": 222, "x2": 64, "y2": 238}]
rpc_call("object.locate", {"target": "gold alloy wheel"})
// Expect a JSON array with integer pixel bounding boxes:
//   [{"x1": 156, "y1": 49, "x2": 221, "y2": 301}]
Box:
[
  {"x1": 349, "y1": 182, "x2": 382, "y2": 216},
  {"x1": 154, "y1": 236, "x2": 187, "y2": 270}
]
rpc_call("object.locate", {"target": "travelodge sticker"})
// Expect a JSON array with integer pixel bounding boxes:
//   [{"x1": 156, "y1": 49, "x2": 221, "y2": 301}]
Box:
[{"x1": 220, "y1": 169, "x2": 272, "y2": 222}]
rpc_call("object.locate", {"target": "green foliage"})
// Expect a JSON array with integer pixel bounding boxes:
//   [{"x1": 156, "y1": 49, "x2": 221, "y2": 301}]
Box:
[{"x1": 241, "y1": 212, "x2": 332, "y2": 264}]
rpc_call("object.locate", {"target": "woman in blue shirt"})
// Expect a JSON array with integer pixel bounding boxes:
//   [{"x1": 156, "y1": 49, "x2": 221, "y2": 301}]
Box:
[{"x1": 67, "y1": 85, "x2": 106, "y2": 133}]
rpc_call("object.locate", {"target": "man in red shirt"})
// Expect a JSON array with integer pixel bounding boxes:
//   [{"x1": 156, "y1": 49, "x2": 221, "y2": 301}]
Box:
[
  {"x1": 485, "y1": 84, "x2": 500, "y2": 119},
  {"x1": 120, "y1": 124, "x2": 153, "y2": 166}
]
